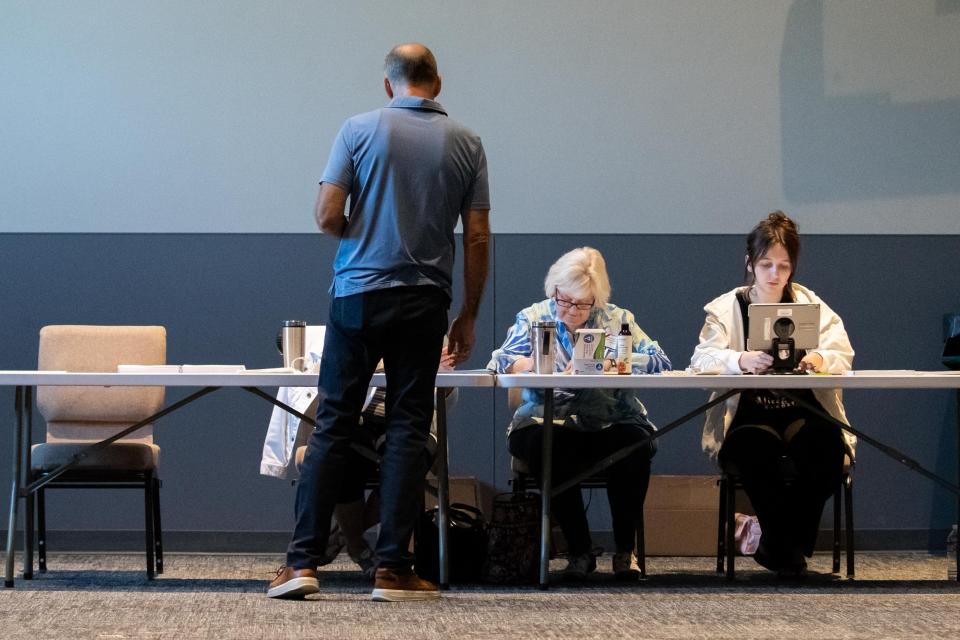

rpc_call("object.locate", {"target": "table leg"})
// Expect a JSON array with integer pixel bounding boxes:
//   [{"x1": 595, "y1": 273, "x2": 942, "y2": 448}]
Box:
[
  {"x1": 5, "y1": 386, "x2": 25, "y2": 588},
  {"x1": 539, "y1": 388, "x2": 554, "y2": 590},
  {"x1": 23, "y1": 387, "x2": 33, "y2": 580},
  {"x1": 435, "y1": 388, "x2": 450, "y2": 589}
]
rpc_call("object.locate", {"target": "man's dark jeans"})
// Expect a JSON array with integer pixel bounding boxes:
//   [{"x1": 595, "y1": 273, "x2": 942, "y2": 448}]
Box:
[{"x1": 286, "y1": 285, "x2": 447, "y2": 570}]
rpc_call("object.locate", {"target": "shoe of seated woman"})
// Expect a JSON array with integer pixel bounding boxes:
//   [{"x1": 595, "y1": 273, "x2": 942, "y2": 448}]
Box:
[
  {"x1": 562, "y1": 552, "x2": 597, "y2": 580},
  {"x1": 777, "y1": 561, "x2": 808, "y2": 580},
  {"x1": 753, "y1": 539, "x2": 784, "y2": 572},
  {"x1": 612, "y1": 551, "x2": 641, "y2": 581},
  {"x1": 754, "y1": 539, "x2": 806, "y2": 577}
]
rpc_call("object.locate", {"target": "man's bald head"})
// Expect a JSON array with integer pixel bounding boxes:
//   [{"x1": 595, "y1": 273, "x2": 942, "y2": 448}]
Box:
[{"x1": 384, "y1": 43, "x2": 439, "y2": 90}]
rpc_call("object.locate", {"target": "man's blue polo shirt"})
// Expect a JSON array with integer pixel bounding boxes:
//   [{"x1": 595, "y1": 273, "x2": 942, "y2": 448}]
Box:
[{"x1": 320, "y1": 97, "x2": 490, "y2": 300}]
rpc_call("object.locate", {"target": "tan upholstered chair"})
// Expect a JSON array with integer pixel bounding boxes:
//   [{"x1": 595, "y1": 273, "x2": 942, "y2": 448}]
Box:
[{"x1": 28, "y1": 325, "x2": 166, "y2": 579}]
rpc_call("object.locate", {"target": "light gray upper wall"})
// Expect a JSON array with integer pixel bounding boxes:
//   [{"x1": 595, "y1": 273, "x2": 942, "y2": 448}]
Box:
[{"x1": 2, "y1": 0, "x2": 958, "y2": 234}]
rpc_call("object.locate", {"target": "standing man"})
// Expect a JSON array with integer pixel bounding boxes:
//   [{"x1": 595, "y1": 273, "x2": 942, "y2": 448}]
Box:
[{"x1": 268, "y1": 43, "x2": 490, "y2": 602}]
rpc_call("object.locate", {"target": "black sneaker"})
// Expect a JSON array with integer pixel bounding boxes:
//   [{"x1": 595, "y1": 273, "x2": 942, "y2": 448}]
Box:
[
  {"x1": 562, "y1": 553, "x2": 597, "y2": 581},
  {"x1": 753, "y1": 540, "x2": 784, "y2": 573}
]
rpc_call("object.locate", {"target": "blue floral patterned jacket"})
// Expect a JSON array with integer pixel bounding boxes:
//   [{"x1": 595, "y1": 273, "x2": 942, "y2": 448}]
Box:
[{"x1": 487, "y1": 299, "x2": 672, "y2": 437}]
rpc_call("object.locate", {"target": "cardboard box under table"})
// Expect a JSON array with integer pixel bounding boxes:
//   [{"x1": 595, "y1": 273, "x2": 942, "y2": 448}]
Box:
[{"x1": 643, "y1": 475, "x2": 720, "y2": 556}]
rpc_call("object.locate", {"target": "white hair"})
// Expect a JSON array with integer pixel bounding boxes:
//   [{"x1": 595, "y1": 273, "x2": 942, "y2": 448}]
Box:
[{"x1": 543, "y1": 246, "x2": 611, "y2": 308}]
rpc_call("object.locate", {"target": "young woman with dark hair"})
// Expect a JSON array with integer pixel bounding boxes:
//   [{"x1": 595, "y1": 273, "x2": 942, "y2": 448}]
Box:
[{"x1": 690, "y1": 212, "x2": 855, "y2": 576}]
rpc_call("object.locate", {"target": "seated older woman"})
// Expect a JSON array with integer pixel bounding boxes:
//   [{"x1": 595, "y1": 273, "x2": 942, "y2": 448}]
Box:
[{"x1": 488, "y1": 247, "x2": 671, "y2": 580}]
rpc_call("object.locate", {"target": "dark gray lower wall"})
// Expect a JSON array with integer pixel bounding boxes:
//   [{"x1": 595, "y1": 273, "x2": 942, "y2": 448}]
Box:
[{"x1": 1, "y1": 233, "x2": 958, "y2": 549}]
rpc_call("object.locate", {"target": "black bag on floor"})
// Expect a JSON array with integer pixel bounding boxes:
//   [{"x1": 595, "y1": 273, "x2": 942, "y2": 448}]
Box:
[
  {"x1": 414, "y1": 503, "x2": 487, "y2": 584},
  {"x1": 481, "y1": 492, "x2": 541, "y2": 584}
]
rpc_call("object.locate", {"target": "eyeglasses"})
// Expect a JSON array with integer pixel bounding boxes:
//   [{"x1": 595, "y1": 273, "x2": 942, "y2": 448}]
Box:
[{"x1": 554, "y1": 291, "x2": 594, "y2": 311}]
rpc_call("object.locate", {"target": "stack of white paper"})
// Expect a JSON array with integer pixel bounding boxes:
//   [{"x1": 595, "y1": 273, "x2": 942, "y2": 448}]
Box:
[{"x1": 118, "y1": 364, "x2": 246, "y2": 374}]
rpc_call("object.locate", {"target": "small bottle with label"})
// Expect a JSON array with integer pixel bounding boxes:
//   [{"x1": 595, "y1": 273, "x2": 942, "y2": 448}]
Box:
[{"x1": 616, "y1": 322, "x2": 632, "y2": 374}]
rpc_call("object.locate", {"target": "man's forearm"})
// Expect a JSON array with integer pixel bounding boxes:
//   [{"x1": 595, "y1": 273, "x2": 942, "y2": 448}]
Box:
[
  {"x1": 314, "y1": 183, "x2": 348, "y2": 236},
  {"x1": 316, "y1": 211, "x2": 346, "y2": 236},
  {"x1": 460, "y1": 209, "x2": 490, "y2": 317}
]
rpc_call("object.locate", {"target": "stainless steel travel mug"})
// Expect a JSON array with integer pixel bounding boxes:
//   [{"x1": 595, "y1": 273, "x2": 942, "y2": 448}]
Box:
[
  {"x1": 279, "y1": 320, "x2": 307, "y2": 370},
  {"x1": 531, "y1": 321, "x2": 557, "y2": 374}
]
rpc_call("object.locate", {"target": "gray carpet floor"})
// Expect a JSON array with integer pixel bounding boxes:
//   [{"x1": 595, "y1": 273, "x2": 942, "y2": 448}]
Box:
[{"x1": 1, "y1": 551, "x2": 959, "y2": 639}]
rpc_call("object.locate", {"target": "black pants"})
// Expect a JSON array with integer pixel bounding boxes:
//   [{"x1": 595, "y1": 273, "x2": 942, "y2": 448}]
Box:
[
  {"x1": 508, "y1": 424, "x2": 653, "y2": 556},
  {"x1": 718, "y1": 415, "x2": 845, "y2": 562},
  {"x1": 286, "y1": 285, "x2": 447, "y2": 570},
  {"x1": 336, "y1": 415, "x2": 436, "y2": 504},
  {"x1": 333, "y1": 419, "x2": 381, "y2": 505}
]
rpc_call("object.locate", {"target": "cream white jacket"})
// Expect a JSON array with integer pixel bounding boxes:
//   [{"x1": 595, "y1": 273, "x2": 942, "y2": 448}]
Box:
[
  {"x1": 690, "y1": 284, "x2": 856, "y2": 460},
  {"x1": 260, "y1": 385, "x2": 324, "y2": 479},
  {"x1": 260, "y1": 326, "x2": 329, "y2": 479}
]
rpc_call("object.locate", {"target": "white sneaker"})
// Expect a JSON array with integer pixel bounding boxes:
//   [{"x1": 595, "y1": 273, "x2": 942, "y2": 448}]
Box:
[
  {"x1": 612, "y1": 551, "x2": 641, "y2": 581},
  {"x1": 562, "y1": 553, "x2": 597, "y2": 580}
]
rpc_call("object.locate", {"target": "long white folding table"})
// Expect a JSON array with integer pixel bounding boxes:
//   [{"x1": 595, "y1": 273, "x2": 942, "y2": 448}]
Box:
[
  {"x1": 2, "y1": 369, "x2": 494, "y2": 588},
  {"x1": 496, "y1": 371, "x2": 960, "y2": 587},
  {"x1": 6, "y1": 369, "x2": 958, "y2": 589}
]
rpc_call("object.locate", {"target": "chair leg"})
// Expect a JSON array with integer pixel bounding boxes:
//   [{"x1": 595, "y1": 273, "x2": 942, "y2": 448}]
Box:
[
  {"x1": 845, "y1": 474, "x2": 855, "y2": 578},
  {"x1": 153, "y1": 477, "x2": 163, "y2": 574},
  {"x1": 37, "y1": 487, "x2": 47, "y2": 572},
  {"x1": 716, "y1": 476, "x2": 727, "y2": 574},
  {"x1": 725, "y1": 478, "x2": 736, "y2": 580},
  {"x1": 636, "y1": 510, "x2": 646, "y2": 579},
  {"x1": 144, "y1": 471, "x2": 156, "y2": 579},
  {"x1": 23, "y1": 481, "x2": 34, "y2": 580},
  {"x1": 832, "y1": 484, "x2": 841, "y2": 574}
]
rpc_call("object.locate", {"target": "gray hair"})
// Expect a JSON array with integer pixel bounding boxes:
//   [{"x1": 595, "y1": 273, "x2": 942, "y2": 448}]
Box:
[
  {"x1": 384, "y1": 43, "x2": 439, "y2": 87},
  {"x1": 543, "y1": 247, "x2": 611, "y2": 308}
]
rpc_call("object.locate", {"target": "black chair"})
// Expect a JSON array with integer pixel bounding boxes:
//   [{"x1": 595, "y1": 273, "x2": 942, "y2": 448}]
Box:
[
  {"x1": 512, "y1": 462, "x2": 647, "y2": 578},
  {"x1": 716, "y1": 455, "x2": 854, "y2": 579},
  {"x1": 507, "y1": 388, "x2": 646, "y2": 577},
  {"x1": 30, "y1": 469, "x2": 162, "y2": 578}
]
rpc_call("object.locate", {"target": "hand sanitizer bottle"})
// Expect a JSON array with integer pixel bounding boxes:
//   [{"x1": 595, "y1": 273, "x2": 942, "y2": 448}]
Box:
[{"x1": 616, "y1": 322, "x2": 632, "y2": 375}]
